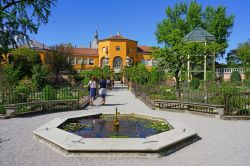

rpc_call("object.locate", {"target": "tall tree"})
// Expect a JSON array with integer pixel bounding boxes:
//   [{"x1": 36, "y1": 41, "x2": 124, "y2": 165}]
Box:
[
  {"x1": 235, "y1": 40, "x2": 250, "y2": 67},
  {"x1": 155, "y1": 0, "x2": 234, "y2": 54},
  {"x1": 45, "y1": 45, "x2": 74, "y2": 83},
  {"x1": 0, "y1": 0, "x2": 56, "y2": 54},
  {"x1": 154, "y1": 1, "x2": 234, "y2": 99},
  {"x1": 227, "y1": 40, "x2": 250, "y2": 67},
  {"x1": 10, "y1": 47, "x2": 38, "y2": 78}
]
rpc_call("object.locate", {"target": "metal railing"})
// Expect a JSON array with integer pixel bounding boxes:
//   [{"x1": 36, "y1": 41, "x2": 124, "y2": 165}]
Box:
[{"x1": 130, "y1": 82, "x2": 250, "y2": 116}]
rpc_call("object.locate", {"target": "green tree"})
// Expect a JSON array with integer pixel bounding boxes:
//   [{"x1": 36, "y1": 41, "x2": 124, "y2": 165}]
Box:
[
  {"x1": 0, "y1": 0, "x2": 56, "y2": 54},
  {"x1": 154, "y1": 1, "x2": 234, "y2": 99},
  {"x1": 148, "y1": 67, "x2": 165, "y2": 84},
  {"x1": 32, "y1": 65, "x2": 49, "y2": 90},
  {"x1": 122, "y1": 64, "x2": 149, "y2": 84},
  {"x1": 11, "y1": 47, "x2": 38, "y2": 78},
  {"x1": 45, "y1": 45, "x2": 74, "y2": 83},
  {"x1": 226, "y1": 49, "x2": 241, "y2": 67},
  {"x1": 155, "y1": 1, "x2": 234, "y2": 53},
  {"x1": 227, "y1": 40, "x2": 250, "y2": 67},
  {"x1": 235, "y1": 40, "x2": 250, "y2": 67}
]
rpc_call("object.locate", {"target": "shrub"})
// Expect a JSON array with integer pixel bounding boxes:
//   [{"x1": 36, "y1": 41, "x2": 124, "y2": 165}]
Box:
[
  {"x1": 0, "y1": 103, "x2": 5, "y2": 114},
  {"x1": 243, "y1": 79, "x2": 250, "y2": 88},
  {"x1": 230, "y1": 71, "x2": 242, "y2": 85},
  {"x1": 15, "y1": 78, "x2": 33, "y2": 93},
  {"x1": 42, "y1": 85, "x2": 56, "y2": 100},
  {"x1": 207, "y1": 71, "x2": 215, "y2": 81},
  {"x1": 208, "y1": 82, "x2": 244, "y2": 114},
  {"x1": 245, "y1": 71, "x2": 250, "y2": 79},
  {"x1": 57, "y1": 87, "x2": 77, "y2": 100},
  {"x1": 3, "y1": 64, "x2": 20, "y2": 87},
  {"x1": 32, "y1": 65, "x2": 49, "y2": 90},
  {"x1": 189, "y1": 78, "x2": 200, "y2": 89}
]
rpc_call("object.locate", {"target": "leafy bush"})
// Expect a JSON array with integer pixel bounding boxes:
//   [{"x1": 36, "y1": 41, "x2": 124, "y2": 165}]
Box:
[
  {"x1": 206, "y1": 71, "x2": 215, "y2": 81},
  {"x1": 243, "y1": 79, "x2": 250, "y2": 88},
  {"x1": 189, "y1": 78, "x2": 200, "y2": 89},
  {"x1": 32, "y1": 65, "x2": 49, "y2": 90},
  {"x1": 230, "y1": 71, "x2": 242, "y2": 85},
  {"x1": 244, "y1": 71, "x2": 250, "y2": 79},
  {"x1": 80, "y1": 66, "x2": 110, "y2": 85},
  {"x1": 208, "y1": 82, "x2": 244, "y2": 114},
  {"x1": 15, "y1": 78, "x2": 33, "y2": 93},
  {"x1": 57, "y1": 87, "x2": 77, "y2": 100},
  {"x1": 0, "y1": 103, "x2": 5, "y2": 114},
  {"x1": 42, "y1": 85, "x2": 56, "y2": 100},
  {"x1": 3, "y1": 64, "x2": 20, "y2": 87}
]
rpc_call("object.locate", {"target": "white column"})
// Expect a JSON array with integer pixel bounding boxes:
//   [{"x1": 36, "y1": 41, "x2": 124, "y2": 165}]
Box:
[
  {"x1": 204, "y1": 41, "x2": 207, "y2": 82},
  {"x1": 204, "y1": 55, "x2": 207, "y2": 81}
]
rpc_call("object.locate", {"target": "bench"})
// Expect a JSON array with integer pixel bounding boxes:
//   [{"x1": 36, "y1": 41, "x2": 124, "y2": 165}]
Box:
[
  {"x1": 154, "y1": 100, "x2": 225, "y2": 115},
  {"x1": 4, "y1": 99, "x2": 79, "y2": 117}
]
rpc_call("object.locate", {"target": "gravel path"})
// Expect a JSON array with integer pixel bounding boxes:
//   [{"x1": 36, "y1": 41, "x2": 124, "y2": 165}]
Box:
[{"x1": 1, "y1": 86, "x2": 250, "y2": 166}]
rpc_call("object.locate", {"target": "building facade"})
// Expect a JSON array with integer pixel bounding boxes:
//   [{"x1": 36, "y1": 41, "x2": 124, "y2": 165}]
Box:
[{"x1": 71, "y1": 30, "x2": 153, "y2": 73}]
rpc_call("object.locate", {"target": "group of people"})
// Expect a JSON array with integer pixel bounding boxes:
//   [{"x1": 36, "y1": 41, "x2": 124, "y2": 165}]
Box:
[{"x1": 87, "y1": 76, "x2": 114, "y2": 106}]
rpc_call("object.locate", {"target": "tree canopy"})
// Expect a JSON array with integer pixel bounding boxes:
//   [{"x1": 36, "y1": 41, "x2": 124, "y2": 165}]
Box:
[
  {"x1": 155, "y1": 0, "x2": 234, "y2": 54},
  {"x1": 153, "y1": 1, "x2": 234, "y2": 98},
  {"x1": 0, "y1": 0, "x2": 56, "y2": 54},
  {"x1": 45, "y1": 45, "x2": 74, "y2": 83},
  {"x1": 227, "y1": 40, "x2": 250, "y2": 67}
]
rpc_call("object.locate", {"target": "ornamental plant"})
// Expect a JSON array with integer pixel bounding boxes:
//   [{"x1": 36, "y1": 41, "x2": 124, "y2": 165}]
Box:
[{"x1": 230, "y1": 71, "x2": 242, "y2": 85}]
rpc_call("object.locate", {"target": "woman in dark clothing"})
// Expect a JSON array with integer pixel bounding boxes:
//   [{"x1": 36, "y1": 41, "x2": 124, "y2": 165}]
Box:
[{"x1": 99, "y1": 76, "x2": 107, "y2": 105}]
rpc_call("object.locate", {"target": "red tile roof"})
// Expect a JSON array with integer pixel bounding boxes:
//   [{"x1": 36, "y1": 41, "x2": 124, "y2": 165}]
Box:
[
  {"x1": 99, "y1": 35, "x2": 138, "y2": 43},
  {"x1": 137, "y1": 45, "x2": 152, "y2": 53},
  {"x1": 72, "y1": 48, "x2": 98, "y2": 55}
]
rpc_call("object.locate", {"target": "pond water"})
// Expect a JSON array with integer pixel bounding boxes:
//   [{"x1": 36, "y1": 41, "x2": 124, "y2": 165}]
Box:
[{"x1": 58, "y1": 114, "x2": 171, "y2": 138}]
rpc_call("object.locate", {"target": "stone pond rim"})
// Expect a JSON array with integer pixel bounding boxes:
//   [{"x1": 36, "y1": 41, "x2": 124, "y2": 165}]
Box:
[{"x1": 33, "y1": 112, "x2": 198, "y2": 153}]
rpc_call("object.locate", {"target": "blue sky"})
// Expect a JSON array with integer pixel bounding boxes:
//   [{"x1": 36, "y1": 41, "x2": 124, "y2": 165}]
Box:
[{"x1": 30, "y1": 0, "x2": 250, "y2": 63}]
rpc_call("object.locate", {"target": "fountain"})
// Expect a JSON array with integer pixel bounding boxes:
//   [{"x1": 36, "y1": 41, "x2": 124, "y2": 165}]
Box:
[
  {"x1": 113, "y1": 107, "x2": 119, "y2": 132},
  {"x1": 33, "y1": 108, "x2": 198, "y2": 154}
]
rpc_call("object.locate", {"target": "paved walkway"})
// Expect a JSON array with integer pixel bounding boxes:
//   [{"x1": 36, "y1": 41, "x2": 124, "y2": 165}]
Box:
[{"x1": 1, "y1": 86, "x2": 250, "y2": 166}]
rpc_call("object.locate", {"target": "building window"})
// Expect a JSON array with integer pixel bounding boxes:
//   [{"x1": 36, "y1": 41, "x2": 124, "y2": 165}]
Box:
[
  {"x1": 116, "y1": 46, "x2": 120, "y2": 51},
  {"x1": 71, "y1": 58, "x2": 76, "y2": 65},
  {"x1": 76, "y1": 58, "x2": 82, "y2": 65},
  {"x1": 130, "y1": 48, "x2": 133, "y2": 53},
  {"x1": 113, "y1": 56, "x2": 123, "y2": 69},
  {"x1": 141, "y1": 59, "x2": 145, "y2": 65},
  {"x1": 141, "y1": 59, "x2": 152, "y2": 66},
  {"x1": 83, "y1": 58, "x2": 87, "y2": 65},
  {"x1": 102, "y1": 47, "x2": 106, "y2": 52},
  {"x1": 89, "y1": 58, "x2": 94, "y2": 65}
]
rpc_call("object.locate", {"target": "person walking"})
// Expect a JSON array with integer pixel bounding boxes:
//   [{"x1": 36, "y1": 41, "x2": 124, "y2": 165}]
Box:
[
  {"x1": 99, "y1": 76, "x2": 107, "y2": 105},
  {"x1": 88, "y1": 76, "x2": 96, "y2": 106}
]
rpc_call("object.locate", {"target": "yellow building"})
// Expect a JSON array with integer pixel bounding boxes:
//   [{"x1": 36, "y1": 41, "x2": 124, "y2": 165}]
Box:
[
  {"x1": 71, "y1": 30, "x2": 154, "y2": 73},
  {"x1": 12, "y1": 31, "x2": 154, "y2": 73}
]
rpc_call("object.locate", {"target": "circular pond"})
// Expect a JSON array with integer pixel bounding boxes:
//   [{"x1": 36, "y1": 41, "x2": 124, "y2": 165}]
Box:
[{"x1": 58, "y1": 114, "x2": 171, "y2": 138}]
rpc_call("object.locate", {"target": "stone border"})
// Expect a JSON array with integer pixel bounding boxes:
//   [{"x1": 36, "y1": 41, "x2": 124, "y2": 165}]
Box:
[{"x1": 33, "y1": 111, "x2": 197, "y2": 153}]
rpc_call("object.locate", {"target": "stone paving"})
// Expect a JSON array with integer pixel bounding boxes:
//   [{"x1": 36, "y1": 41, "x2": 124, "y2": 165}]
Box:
[{"x1": 1, "y1": 86, "x2": 250, "y2": 166}]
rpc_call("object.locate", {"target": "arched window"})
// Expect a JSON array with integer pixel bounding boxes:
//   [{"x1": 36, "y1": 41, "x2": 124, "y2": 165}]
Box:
[{"x1": 113, "y1": 56, "x2": 123, "y2": 69}]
